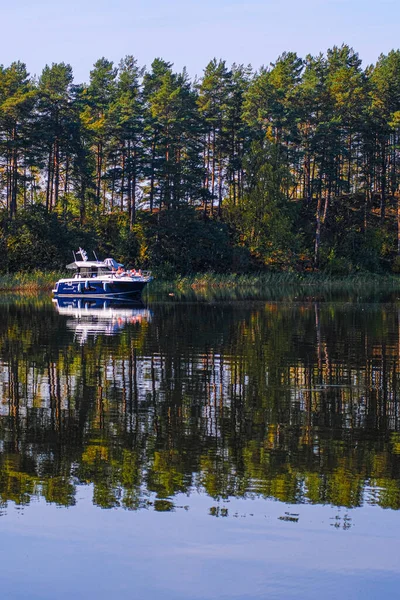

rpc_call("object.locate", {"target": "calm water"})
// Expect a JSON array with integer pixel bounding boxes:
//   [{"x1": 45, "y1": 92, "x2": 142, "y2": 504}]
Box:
[{"x1": 0, "y1": 292, "x2": 400, "y2": 599}]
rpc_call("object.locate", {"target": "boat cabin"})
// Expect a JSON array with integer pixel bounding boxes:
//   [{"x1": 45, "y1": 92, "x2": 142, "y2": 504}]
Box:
[{"x1": 66, "y1": 259, "x2": 122, "y2": 279}]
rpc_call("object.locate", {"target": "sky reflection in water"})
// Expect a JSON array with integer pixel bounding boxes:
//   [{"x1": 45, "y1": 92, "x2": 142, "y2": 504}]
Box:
[{"x1": 0, "y1": 491, "x2": 399, "y2": 600}]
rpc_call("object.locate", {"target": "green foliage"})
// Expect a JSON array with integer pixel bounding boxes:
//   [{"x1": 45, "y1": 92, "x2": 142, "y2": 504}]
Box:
[
  {"x1": 225, "y1": 140, "x2": 300, "y2": 269},
  {"x1": 135, "y1": 207, "x2": 235, "y2": 275},
  {"x1": 392, "y1": 255, "x2": 400, "y2": 273},
  {"x1": 0, "y1": 205, "x2": 95, "y2": 272}
]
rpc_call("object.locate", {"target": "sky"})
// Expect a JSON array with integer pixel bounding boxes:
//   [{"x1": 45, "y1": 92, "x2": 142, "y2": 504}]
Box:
[{"x1": 0, "y1": 0, "x2": 399, "y2": 82}]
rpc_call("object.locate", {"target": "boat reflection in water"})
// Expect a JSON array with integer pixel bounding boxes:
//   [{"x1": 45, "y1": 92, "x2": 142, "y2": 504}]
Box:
[{"x1": 53, "y1": 297, "x2": 152, "y2": 343}]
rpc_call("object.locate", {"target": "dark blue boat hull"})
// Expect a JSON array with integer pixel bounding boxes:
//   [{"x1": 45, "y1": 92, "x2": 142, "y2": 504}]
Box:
[{"x1": 54, "y1": 279, "x2": 148, "y2": 299}]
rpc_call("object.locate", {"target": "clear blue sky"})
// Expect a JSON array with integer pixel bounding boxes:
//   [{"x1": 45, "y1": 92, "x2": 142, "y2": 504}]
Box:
[{"x1": 1, "y1": 0, "x2": 399, "y2": 82}]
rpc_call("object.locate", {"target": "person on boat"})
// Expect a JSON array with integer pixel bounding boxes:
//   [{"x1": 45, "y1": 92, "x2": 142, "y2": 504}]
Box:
[{"x1": 116, "y1": 266, "x2": 125, "y2": 277}]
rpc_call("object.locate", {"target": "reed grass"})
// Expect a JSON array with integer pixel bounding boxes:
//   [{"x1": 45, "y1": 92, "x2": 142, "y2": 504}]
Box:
[
  {"x1": 0, "y1": 271, "x2": 66, "y2": 292},
  {"x1": 152, "y1": 271, "x2": 400, "y2": 293},
  {"x1": 1, "y1": 269, "x2": 400, "y2": 295}
]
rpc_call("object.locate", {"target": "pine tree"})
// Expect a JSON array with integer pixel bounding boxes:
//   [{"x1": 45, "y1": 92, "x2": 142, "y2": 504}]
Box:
[
  {"x1": 80, "y1": 58, "x2": 117, "y2": 210},
  {"x1": 109, "y1": 56, "x2": 144, "y2": 224},
  {"x1": 0, "y1": 62, "x2": 36, "y2": 217},
  {"x1": 37, "y1": 63, "x2": 75, "y2": 212},
  {"x1": 198, "y1": 59, "x2": 232, "y2": 217}
]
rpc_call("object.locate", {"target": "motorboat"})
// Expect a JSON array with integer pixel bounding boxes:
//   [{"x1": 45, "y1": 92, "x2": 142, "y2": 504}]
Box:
[
  {"x1": 53, "y1": 297, "x2": 152, "y2": 343},
  {"x1": 52, "y1": 248, "x2": 153, "y2": 300}
]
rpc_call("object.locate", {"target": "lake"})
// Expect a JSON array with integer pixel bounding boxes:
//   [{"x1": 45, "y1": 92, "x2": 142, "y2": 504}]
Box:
[{"x1": 0, "y1": 290, "x2": 399, "y2": 599}]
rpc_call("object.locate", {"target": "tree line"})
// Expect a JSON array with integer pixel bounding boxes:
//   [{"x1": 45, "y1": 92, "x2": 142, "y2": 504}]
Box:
[{"x1": 2, "y1": 45, "x2": 400, "y2": 273}]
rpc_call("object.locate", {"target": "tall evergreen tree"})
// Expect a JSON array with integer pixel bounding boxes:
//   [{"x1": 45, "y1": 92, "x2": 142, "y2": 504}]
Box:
[
  {"x1": 109, "y1": 56, "x2": 144, "y2": 224},
  {"x1": 81, "y1": 58, "x2": 117, "y2": 209},
  {"x1": 38, "y1": 63, "x2": 75, "y2": 212},
  {"x1": 198, "y1": 59, "x2": 232, "y2": 216},
  {"x1": 0, "y1": 62, "x2": 36, "y2": 217}
]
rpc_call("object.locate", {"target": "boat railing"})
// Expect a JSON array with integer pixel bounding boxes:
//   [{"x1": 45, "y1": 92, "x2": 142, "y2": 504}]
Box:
[
  {"x1": 117, "y1": 270, "x2": 152, "y2": 279},
  {"x1": 139, "y1": 270, "x2": 152, "y2": 280},
  {"x1": 72, "y1": 268, "x2": 152, "y2": 280}
]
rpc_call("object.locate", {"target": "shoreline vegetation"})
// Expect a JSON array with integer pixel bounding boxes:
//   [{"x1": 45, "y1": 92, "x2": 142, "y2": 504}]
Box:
[
  {"x1": 0, "y1": 271, "x2": 63, "y2": 292},
  {"x1": 3, "y1": 270, "x2": 400, "y2": 294}
]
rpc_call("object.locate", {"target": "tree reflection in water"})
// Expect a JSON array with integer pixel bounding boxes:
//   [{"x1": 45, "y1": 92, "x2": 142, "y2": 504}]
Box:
[{"x1": 0, "y1": 295, "x2": 399, "y2": 511}]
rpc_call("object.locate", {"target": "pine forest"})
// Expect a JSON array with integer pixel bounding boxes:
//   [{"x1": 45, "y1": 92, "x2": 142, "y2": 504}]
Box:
[{"x1": 2, "y1": 44, "x2": 400, "y2": 275}]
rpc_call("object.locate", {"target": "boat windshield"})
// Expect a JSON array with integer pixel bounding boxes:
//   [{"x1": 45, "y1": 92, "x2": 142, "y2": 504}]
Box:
[{"x1": 77, "y1": 266, "x2": 111, "y2": 277}]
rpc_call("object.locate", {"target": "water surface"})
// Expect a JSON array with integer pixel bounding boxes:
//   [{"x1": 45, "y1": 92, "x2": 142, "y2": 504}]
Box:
[{"x1": 0, "y1": 293, "x2": 399, "y2": 599}]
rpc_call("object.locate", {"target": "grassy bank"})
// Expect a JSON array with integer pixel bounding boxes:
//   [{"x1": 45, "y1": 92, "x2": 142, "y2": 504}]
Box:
[
  {"x1": 151, "y1": 271, "x2": 400, "y2": 292},
  {"x1": 2, "y1": 270, "x2": 400, "y2": 295},
  {"x1": 0, "y1": 271, "x2": 66, "y2": 292}
]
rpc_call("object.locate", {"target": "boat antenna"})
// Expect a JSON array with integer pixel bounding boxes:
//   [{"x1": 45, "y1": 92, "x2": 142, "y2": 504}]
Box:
[
  {"x1": 73, "y1": 250, "x2": 76, "y2": 261},
  {"x1": 93, "y1": 250, "x2": 99, "y2": 262}
]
